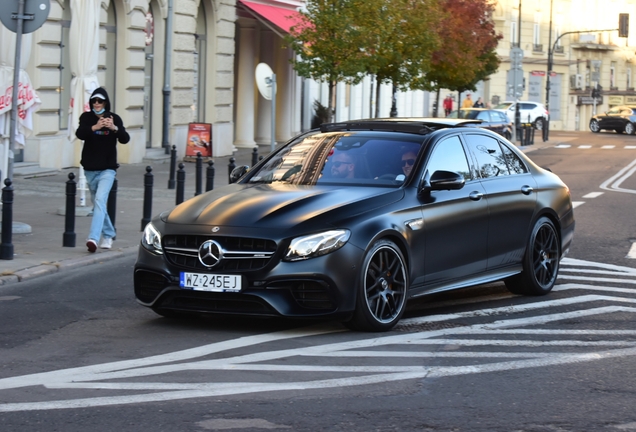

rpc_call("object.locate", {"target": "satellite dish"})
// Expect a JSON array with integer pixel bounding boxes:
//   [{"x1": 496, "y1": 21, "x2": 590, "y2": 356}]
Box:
[{"x1": 255, "y1": 63, "x2": 275, "y2": 101}]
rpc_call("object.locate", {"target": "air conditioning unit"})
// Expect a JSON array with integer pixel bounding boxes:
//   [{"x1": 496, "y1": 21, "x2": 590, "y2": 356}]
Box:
[{"x1": 575, "y1": 74, "x2": 583, "y2": 89}]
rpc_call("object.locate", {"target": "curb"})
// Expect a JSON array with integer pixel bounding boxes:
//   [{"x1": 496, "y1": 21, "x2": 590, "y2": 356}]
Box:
[{"x1": 0, "y1": 246, "x2": 139, "y2": 287}]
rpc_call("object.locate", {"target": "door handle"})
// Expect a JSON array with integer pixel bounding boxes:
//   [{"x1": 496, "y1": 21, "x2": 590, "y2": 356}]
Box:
[
  {"x1": 521, "y1": 185, "x2": 534, "y2": 195},
  {"x1": 469, "y1": 191, "x2": 484, "y2": 201}
]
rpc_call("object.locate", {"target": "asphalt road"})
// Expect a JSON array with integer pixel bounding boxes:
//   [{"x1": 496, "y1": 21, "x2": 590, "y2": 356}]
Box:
[{"x1": 1, "y1": 131, "x2": 636, "y2": 432}]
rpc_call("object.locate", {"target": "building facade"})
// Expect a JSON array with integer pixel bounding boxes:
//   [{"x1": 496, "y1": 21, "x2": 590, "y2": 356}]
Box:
[{"x1": 2, "y1": 0, "x2": 636, "y2": 176}]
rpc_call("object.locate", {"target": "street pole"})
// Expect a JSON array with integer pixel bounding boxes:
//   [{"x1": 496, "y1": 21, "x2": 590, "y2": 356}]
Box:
[
  {"x1": 162, "y1": 0, "x2": 173, "y2": 154},
  {"x1": 7, "y1": 0, "x2": 25, "y2": 181},
  {"x1": 545, "y1": 0, "x2": 553, "y2": 141}
]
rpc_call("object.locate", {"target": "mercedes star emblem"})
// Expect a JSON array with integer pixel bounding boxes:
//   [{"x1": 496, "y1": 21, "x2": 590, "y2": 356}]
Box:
[{"x1": 198, "y1": 240, "x2": 223, "y2": 268}]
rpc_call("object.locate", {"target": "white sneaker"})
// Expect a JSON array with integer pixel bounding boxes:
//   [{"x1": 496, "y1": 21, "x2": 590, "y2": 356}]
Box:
[{"x1": 99, "y1": 238, "x2": 113, "y2": 249}]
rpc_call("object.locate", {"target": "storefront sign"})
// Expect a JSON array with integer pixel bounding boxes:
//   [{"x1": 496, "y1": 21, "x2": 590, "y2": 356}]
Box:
[
  {"x1": 186, "y1": 123, "x2": 212, "y2": 158},
  {"x1": 625, "y1": 96, "x2": 636, "y2": 104},
  {"x1": 608, "y1": 95, "x2": 624, "y2": 105},
  {"x1": 577, "y1": 96, "x2": 603, "y2": 105}
]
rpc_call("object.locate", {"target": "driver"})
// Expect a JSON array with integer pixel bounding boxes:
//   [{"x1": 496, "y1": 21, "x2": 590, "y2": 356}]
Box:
[{"x1": 330, "y1": 152, "x2": 356, "y2": 178}]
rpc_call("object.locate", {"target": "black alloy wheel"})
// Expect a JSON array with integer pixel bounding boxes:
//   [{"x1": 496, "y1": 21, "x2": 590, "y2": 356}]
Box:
[
  {"x1": 589, "y1": 119, "x2": 601, "y2": 133},
  {"x1": 626, "y1": 122, "x2": 636, "y2": 135},
  {"x1": 505, "y1": 217, "x2": 560, "y2": 296},
  {"x1": 348, "y1": 240, "x2": 408, "y2": 332}
]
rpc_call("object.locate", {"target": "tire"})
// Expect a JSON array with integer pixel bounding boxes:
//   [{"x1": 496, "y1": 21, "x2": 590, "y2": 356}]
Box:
[
  {"x1": 347, "y1": 240, "x2": 408, "y2": 332},
  {"x1": 534, "y1": 118, "x2": 544, "y2": 131},
  {"x1": 505, "y1": 217, "x2": 560, "y2": 296},
  {"x1": 589, "y1": 119, "x2": 601, "y2": 133},
  {"x1": 626, "y1": 122, "x2": 636, "y2": 135}
]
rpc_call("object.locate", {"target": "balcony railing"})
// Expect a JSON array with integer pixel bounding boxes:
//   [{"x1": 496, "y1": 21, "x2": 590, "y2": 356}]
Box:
[
  {"x1": 533, "y1": 44, "x2": 543, "y2": 52},
  {"x1": 554, "y1": 45, "x2": 564, "y2": 54}
]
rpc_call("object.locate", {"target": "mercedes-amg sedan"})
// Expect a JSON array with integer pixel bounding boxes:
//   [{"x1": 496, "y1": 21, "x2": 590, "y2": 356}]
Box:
[{"x1": 134, "y1": 118, "x2": 575, "y2": 332}]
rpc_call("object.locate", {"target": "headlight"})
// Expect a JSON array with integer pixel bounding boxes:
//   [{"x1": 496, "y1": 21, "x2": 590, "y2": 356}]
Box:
[
  {"x1": 284, "y1": 230, "x2": 350, "y2": 261},
  {"x1": 141, "y1": 222, "x2": 163, "y2": 254}
]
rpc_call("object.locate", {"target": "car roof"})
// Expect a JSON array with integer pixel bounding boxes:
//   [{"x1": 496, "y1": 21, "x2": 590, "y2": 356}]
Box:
[{"x1": 320, "y1": 118, "x2": 482, "y2": 135}]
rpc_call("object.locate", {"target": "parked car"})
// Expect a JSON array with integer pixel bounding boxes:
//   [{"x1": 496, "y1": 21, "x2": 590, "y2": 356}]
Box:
[
  {"x1": 446, "y1": 108, "x2": 513, "y2": 140},
  {"x1": 589, "y1": 105, "x2": 636, "y2": 135},
  {"x1": 134, "y1": 118, "x2": 575, "y2": 332},
  {"x1": 493, "y1": 101, "x2": 549, "y2": 130}
]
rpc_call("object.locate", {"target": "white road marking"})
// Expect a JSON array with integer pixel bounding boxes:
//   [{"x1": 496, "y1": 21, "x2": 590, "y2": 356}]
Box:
[
  {"x1": 626, "y1": 146, "x2": 636, "y2": 149},
  {"x1": 572, "y1": 201, "x2": 585, "y2": 208},
  {"x1": 579, "y1": 145, "x2": 592, "y2": 149},
  {"x1": 555, "y1": 144, "x2": 571, "y2": 148},
  {"x1": 627, "y1": 242, "x2": 636, "y2": 259},
  {"x1": 602, "y1": 145, "x2": 616, "y2": 149},
  {"x1": 600, "y1": 158, "x2": 636, "y2": 194},
  {"x1": 582, "y1": 192, "x2": 604, "y2": 198},
  {"x1": 1, "y1": 259, "x2": 636, "y2": 412}
]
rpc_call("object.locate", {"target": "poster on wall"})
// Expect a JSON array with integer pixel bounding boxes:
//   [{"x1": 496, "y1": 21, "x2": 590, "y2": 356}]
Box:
[{"x1": 185, "y1": 123, "x2": 212, "y2": 158}]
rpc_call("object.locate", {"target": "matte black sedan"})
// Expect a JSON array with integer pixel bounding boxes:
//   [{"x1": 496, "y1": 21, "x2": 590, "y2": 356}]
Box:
[
  {"x1": 447, "y1": 108, "x2": 513, "y2": 139},
  {"x1": 589, "y1": 105, "x2": 636, "y2": 134},
  {"x1": 134, "y1": 118, "x2": 575, "y2": 331}
]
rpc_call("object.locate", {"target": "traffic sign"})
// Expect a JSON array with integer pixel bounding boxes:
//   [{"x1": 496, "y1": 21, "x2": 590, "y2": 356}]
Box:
[{"x1": 0, "y1": 0, "x2": 50, "y2": 34}]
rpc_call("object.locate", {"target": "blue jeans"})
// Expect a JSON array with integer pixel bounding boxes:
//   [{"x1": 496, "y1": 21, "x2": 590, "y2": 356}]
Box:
[{"x1": 84, "y1": 169, "x2": 116, "y2": 242}]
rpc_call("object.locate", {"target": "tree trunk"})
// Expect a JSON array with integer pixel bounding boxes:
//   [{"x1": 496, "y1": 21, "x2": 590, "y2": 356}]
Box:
[
  {"x1": 375, "y1": 81, "x2": 381, "y2": 118},
  {"x1": 435, "y1": 89, "x2": 441, "y2": 117},
  {"x1": 328, "y1": 80, "x2": 336, "y2": 122}
]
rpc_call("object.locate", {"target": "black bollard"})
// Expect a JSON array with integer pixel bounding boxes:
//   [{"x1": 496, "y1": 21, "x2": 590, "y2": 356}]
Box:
[
  {"x1": 107, "y1": 178, "x2": 118, "y2": 232},
  {"x1": 0, "y1": 179, "x2": 14, "y2": 260},
  {"x1": 63, "y1": 173, "x2": 77, "y2": 247},
  {"x1": 543, "y1": 119, "x2": 549, "y2": 142},
  {"x1": 252, "y1": 147, "x2": 259, "y2": 166},
  {"x1": 195, "y1": 152, "x2": 202, "y2": 196},
  {"x1": 176, "y1": 163, "x2": 185, "y2": 205},
  {"x1": 141, "y1": 166, "x2": 153, "y2": 231},
  {"x1": 206, "y1": 160, "x2": 215, "y2": 192},
  {"x1": 168, "y1": 145, "x2": 177, "y2": 189},
  {"x1": 228, "y1": 157, "x2": 236, "y2": 184}
]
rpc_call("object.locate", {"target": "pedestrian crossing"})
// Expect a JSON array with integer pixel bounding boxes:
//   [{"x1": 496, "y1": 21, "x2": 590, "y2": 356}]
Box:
[
  {"x1": 554, "y1": 144, "x2": 636, "y2": 149},
  {"x1": 0, "y1": 258, "x2": 634, "y2": 412}
]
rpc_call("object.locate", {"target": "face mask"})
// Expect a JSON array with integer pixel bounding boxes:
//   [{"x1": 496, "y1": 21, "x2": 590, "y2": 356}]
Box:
[{"x1": 92, "y1": 107, "x2": 105, "y2": 115}]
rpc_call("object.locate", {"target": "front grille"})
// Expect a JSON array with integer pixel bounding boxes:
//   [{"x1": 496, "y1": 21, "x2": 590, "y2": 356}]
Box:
[
  {"x1": 135, "y1": 270, "x2": 170, "y2": 303},
  {"x1": 163, "y1": 235, "x2": 277, "y2": 271},
  {"x1": 160, "y1": 292, "x2": 276, "y2": 315}
]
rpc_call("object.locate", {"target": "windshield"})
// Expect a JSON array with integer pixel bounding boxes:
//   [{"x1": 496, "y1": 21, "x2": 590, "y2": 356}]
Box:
[
  {"x1": 494, "y1": 102, "x2": 513, "y2": 110},
  {"x1": 247, "y1": 132, "x2": 423, "y2": 187}
]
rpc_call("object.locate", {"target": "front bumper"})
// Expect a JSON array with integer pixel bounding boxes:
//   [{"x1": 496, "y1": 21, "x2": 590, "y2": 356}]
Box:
[{"x1": 133, "y1": 242, "x2": 363, "y2": 318}]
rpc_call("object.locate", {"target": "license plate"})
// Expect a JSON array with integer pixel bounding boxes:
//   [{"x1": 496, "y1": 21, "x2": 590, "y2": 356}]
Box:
[{"x1": 179, "y1": 272, "x2": 242, "y2": 292}]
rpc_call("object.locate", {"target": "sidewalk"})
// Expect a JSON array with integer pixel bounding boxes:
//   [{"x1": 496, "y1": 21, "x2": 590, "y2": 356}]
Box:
[{"x1": 0, "y1": 132, "x2": 567, "y2": 287}]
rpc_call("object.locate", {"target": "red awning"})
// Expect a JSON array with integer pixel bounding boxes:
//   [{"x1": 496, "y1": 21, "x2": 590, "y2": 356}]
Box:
[{"x1": 238, "y1": 1, "x2": 303, "y2": 35}]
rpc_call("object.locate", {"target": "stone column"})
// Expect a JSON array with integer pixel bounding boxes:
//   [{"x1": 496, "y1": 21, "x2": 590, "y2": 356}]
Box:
[
  {"x1": 234, "y1": 18, "x2": 256, "y2": 148},
  {"x1": 255, "y1": 29, "x2": 275, "y2": 145},
  {"x1": 276, "y1": 45, "x2": 293, "y2": 143}
]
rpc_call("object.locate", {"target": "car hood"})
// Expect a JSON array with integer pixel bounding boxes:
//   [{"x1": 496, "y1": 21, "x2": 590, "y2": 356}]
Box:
[{"x1": 162, "y1": 183, "x2": 404, "y2": 229}]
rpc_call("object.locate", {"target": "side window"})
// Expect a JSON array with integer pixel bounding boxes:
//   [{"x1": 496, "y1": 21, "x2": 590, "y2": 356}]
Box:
[
  {"x1": 425, "y1": 136, "x2": 472, "y2": 181},
  {"x1": 497, "y1": 112, "x2": 509, "y2": 122},
  {"x1": 476, "y1": 111, "x2": 490, "y2": 121},
  {"x1": 464, "y1": 134, "x2": 510, "y2": 178},
  {"x1": 501, "y1": 144, "x2": 528, "y2": 174}
]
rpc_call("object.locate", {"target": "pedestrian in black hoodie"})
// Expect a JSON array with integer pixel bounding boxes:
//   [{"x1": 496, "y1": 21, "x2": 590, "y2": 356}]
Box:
[{"x1": 75, "y1": 87, "x2": 130, "y2": 253}]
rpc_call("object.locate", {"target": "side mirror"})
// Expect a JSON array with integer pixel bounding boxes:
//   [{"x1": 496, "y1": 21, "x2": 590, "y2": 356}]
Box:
[
  {"x1": 229, "y1": 165, "x2": 249, "y2": 184},
  {"x1": 429, "y1": 170, "x2": 465, "y2": 191}
]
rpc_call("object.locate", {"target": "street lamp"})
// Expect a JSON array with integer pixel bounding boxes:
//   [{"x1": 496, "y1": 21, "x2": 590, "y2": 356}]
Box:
[{"x1": 546, "y1": 20, "x2": 623, "y2": 140}]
